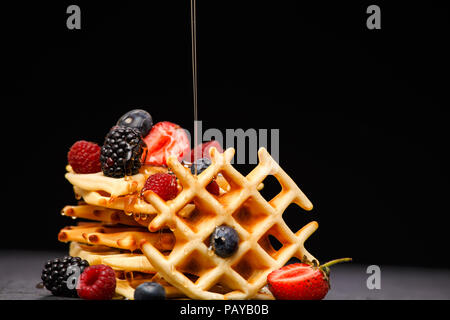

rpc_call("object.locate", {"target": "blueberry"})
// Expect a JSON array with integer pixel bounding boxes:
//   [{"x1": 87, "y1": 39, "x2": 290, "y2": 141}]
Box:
[
  {"x1": 117, "y1": 109, "x2": 153, "y2": 137},
  {"x1": 134, "y1": 282, "x2": 166, "y2": 300},
  {"x1": 210, "y1": 225, "x2": 239, "y2": 258},
  {"x1": 190, "y1": 158, "x2": 212, "y2": 175}
]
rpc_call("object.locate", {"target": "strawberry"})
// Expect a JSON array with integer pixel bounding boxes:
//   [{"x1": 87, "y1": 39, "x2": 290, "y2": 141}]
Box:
[
  {"x1": 267, "y1": 258, "x2": 351, "y2": 300},
  {"x1": 143, "y1": 121, "x2": 190, "y2": 166},
  {"x1": 189, "y1": 140, "x2": 223, "y2": 162},
  {"x1": 141, "y1": 173, "x2": 178, "y2": 201},
  {"x1": 206, "y1": 180, "x2": 220, "y2": 195}
]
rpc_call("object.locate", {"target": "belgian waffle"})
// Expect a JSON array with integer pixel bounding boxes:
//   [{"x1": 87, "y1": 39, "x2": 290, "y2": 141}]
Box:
[
  {"x1": 61, "y1": 205, "x2": 147, "y2": 227},
  {"x1": 138, "y1": 147, "x2": 317, "y2": 299},
  {"x1": 70, "y1": 242, "x2": 274, "y2": 300},
  {"x1": 61, "y1": 147, "x2": 316, "y2": 300},
  {"x1": 58, "y1": 223, "x2": 174, "y2": 252}
]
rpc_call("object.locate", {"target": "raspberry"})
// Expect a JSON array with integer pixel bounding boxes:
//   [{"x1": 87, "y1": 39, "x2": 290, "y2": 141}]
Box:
[
  {"x1": 100, "y1": 126, "x2": 146, "y2": 178},
  {"x1": 142, "y1": 173, "x2": 178, "y2": 201},
  {"x1": 77, "y1": 264, "x2": 116, "y2": 300},
  {"x1": 68, "y1": 141, "x2": 101, "y2": 174}
]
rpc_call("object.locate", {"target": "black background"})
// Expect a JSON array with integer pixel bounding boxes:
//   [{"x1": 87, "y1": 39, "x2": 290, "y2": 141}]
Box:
[{"x1": 2, "y1": 1, "x2": 449, "y2": 268}]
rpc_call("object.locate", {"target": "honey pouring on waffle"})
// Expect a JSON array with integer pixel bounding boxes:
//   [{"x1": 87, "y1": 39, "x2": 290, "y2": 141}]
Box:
[
  {"x1": 38, "y1": 108, "x2": 351, "y2": 300},
  {"x1": 41, "y1": 1, "x2": 350, "y2": 300}
]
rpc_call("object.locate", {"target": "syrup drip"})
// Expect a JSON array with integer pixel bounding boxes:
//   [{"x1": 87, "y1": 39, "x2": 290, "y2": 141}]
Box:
[
  {"x1": 124, "y1": 195, "x2": 138, "y2": 216},
  {"x1": 191, "y1": 0, "x2": 199, "y2": 175},
  {"x1": 207, "y1": 245, "x2": 214, "y2": 257}
]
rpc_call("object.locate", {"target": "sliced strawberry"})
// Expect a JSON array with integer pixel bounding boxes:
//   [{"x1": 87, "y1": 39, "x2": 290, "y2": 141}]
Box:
[
  {"x1": 190, "y1": 140, "x2": 223, "y2": 162},
  {"x1": 267, "y1": 263, "x2": 328, "y2": 300},
  {"x1": 143, "y1": 121, "x2": 190, "y2": 166},
  {"x1": 267, "y1": 258, "x2": 351, "y2": 300}
]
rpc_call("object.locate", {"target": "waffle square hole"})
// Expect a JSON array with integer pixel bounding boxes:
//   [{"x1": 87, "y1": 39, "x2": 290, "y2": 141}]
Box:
[
  {"x1": 232, "y1": 196, "x2": 271, "y2": 233},
  {"x1": 217, "y1": 169, "x2": 243, "y2": 191},
  {"x1": 212, "y1": 168, "x2": 246, "y2": 201},
  {"x1": 258, "y1": 174, "x2": 283, "y2": 203},
  {"x1": 207, "y1": 274, "x2": 244, "y2": 295},
  {"x1": 282, "y1": 203, "x2": 312, "y2": 234},
  {"x1": 176, "y1": 203, "x2": 217, "y2": 233},
  {"x1": 210, "y1": 173, "x2": 231, "y2": 196},
  {"x1": 257, "y1": 223, "x2": 295, "y2": 259},
  {"x1": 231, "y1": 250, "x2": 271, "y2": 284},
  {"x1": 177, "y1": 250, "x2": 217, "y2": 284}
]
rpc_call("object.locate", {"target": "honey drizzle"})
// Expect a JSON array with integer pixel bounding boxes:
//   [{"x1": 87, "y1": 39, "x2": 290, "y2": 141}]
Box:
[
  {"x1": 191, "y1": 0, "x2": 199, "y2": 175},
  {"x1": 124, "y1": 195, "x2": 138, "y2": 216}
]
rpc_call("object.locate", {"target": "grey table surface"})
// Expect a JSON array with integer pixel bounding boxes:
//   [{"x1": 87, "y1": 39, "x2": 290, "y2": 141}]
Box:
[{"x1": 1, "y1": 250, "x2": 449, "y2": 300}]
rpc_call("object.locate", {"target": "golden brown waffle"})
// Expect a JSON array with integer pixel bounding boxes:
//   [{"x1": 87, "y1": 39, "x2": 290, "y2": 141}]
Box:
[
  {"x1": 58, "y1": 223, "x2": 175, "y2": 252},
  {"x1": 70, "y1": 242, "x2": 273, "y2": 300},
  {"x1": 61, "y1": 205, "x2": 148, "y2": 227},
  {"x1": 67, "y1": 165, "x2": 231, "y2": 217},
  {"x1": 115, "y1": 274, "x2": 273, "y2": 300},
  {"x1": 72, "y1": 186, "x2": 160, "y2": 215},
  {"x1": 62, "y1": 147, "x2": 315, "y2": 299},
  {"x1": 65, "y1": 165, "x2": 168, "y2": 197},
  {"x1": 69, "y1": 242, "x2": 186, "y2": 299},
  {"x1": 72, "y1": 186, "x2": 203, "y2": 219},
  {"x1": 67, "y1": 190, "x2": 199, "y2": 226},
  {"x1": 69, "y1": 242, "x2": 156, "y2": 272},
  {"x1": 138, "y1": 147, "x2": 317, "y2": 299},
  {"x1": 66, "y1": 164, "x2": 168, "y2": 216}
]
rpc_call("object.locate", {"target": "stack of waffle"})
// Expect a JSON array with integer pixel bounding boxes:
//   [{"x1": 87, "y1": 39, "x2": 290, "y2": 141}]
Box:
[{"x1": 59, "y1": 147, "x2": 318, "y2": 300}]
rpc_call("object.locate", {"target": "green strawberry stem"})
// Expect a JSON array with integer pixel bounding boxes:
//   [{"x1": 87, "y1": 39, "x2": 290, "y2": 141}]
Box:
[{"x1": 320, "y1": 258, "x2": 352, "y2": 270}]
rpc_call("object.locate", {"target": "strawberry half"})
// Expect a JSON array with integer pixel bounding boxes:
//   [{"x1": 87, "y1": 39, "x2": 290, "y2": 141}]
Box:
[
  {"x1": 267, "y1": 258, "x2": 351, "y2": 300},
  {"x1": 143, "y1": 121, "x2": 190, "y2": 166}
]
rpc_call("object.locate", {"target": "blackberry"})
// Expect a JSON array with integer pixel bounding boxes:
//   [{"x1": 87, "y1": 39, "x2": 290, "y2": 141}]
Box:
[
  {"x1": 100, "y1": 126, "x2": 146, "y2": 178},
  {"x1": 41, "y1": 256, "x2": 89, "y2": 297}
]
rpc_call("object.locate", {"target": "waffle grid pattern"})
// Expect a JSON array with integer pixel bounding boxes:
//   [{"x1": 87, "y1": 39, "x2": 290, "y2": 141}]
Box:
[{"x1": 139, "y1": 147, "x2": 318, "y2": 299}]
